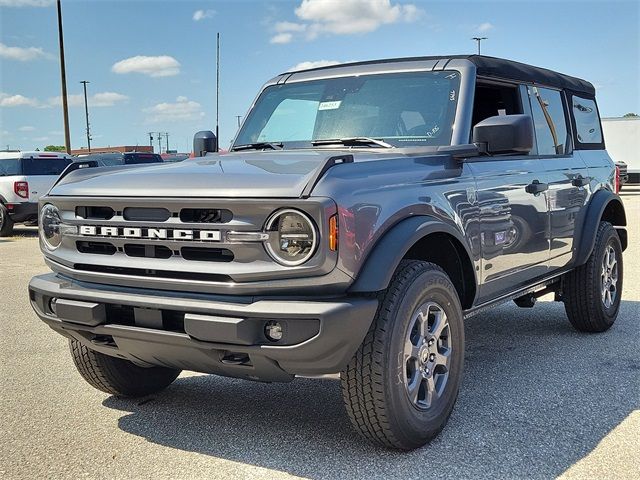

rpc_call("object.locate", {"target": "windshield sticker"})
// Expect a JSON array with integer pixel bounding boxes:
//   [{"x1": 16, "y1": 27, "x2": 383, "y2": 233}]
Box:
[
  {"x1": 318, "y1": 100, "x2": 342, "y2": 111},
  {"x1": 449, "y1": 90, "x2": 456, "y2": 101}
]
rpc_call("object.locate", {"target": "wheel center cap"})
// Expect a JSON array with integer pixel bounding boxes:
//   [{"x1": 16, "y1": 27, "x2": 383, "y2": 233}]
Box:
[{"x1": 419, "y1": 345, "x2": 430, "y2": 364}]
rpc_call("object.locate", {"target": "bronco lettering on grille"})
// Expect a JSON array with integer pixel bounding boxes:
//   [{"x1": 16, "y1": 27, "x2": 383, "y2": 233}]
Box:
[{"x1": 79, "y1": 225, "x2": 221, "y2": 241}]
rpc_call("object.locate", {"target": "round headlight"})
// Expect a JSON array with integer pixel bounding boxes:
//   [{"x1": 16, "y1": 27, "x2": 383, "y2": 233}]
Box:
[
  {"x1": 40, "y1": 204, "x2": 63, "y2": 250},
  {"x1": 265, "y1": 209, "x2": 317, "y2": 266}
]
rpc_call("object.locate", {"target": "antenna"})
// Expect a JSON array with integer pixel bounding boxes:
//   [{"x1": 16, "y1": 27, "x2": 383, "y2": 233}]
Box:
[{"x1": 216, "y1": 32, "x2": 220, "y2": 152}]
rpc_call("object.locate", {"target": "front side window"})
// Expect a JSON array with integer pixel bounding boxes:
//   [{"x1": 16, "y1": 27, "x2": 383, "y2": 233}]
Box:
[
  {"x1": 234, "y1": 71, "x2": 461, "y2": 149},
  {"x1": 528, "y1": 86, "x2": 569, "y2": 155},
  {"x1": 572, "y1": 96, "x2": 603, "y2": 145}
]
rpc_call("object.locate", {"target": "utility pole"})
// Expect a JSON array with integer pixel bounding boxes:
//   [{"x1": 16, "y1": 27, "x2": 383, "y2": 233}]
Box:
[
  {"x1": 235, "y1": 115, "x2": 242, "y2": 128},
  {"x1": 157, "y1": 132, "x2": 162, "y2": 154},
  {"x1": 147, "y1": 132, "x2": 154, "y2": 147},
  {"x1": 216, "y1": 32, "x2": 220, "y2": 151},
  {"x1": 472, "y1": 37, "x2": 487, "y2": 55},
  {"x1": 56, "y1": 0, "x2": 71, "y2": 153},
  {"x1": 80, "y1": 80, "x2": 91, "y2": 152},
  {"x1": 164, "y1": 132, "x2": 169, "y2": 152}
]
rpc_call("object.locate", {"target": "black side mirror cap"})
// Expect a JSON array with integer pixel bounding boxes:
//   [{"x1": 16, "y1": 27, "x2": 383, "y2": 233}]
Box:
[
  {"x1": 472, "y1": 114, "x2": 533, "y2": 155},
  {"x1": 193, "y1": 130, "x2": 218, "y2": 157}
]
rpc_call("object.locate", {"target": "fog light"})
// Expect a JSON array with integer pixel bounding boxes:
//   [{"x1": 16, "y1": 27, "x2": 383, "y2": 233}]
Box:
[
  {"x1": 49, "y1": 297, "x2": 58, "y2": 315},
  {"x1": 264, "y1": 321, "x2": 283, "y2": 341}
]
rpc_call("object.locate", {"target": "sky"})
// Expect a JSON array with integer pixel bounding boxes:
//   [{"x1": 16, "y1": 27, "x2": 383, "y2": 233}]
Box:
[{"x1": 1, "y1": 0, "x2": 639, "y2": 153}]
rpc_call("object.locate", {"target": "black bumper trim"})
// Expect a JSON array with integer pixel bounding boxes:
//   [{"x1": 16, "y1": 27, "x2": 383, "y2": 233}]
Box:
[{"x1": 29, "y1": 273, "x2": 378, "y2": 382}]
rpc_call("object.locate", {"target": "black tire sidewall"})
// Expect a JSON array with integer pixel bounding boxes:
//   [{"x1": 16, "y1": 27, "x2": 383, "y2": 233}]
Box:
[{"x1": 385, "y1": 267, "x2": 464, "y2": 447}]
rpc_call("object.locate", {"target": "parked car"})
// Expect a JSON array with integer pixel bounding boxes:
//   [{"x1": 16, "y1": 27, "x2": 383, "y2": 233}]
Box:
[
  {"x1": 75, "y1": 152, "x2": 163, "y2": 167},
  {"x1": 29, "y1": 55, "x2": 627, "y2": 450},
  {"x1": 0, "y1": 151, "x2": 72, "y2": 236},
  {"x1": 615, "y1": 160, "x2": 628, "y2": 190}
]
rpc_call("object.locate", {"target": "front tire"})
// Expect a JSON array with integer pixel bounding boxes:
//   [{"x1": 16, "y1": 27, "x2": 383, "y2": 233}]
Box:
[
  {"x1": 0, "y1": 204, "x2": 14, "y2": 237},
  {"x1": 70, "y1": 340, "x2": 181, "y2": 397},
  {"x1": 341, "y1": 260, "x2": 465, "y2": 450},
  {"x1": 563, "y1": 221, "x2": 623, "y2": 332}
]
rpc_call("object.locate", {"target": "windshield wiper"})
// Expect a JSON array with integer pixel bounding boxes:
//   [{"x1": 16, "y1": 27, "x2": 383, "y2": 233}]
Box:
[
  {"x1": 311, "y1": 137, "x2": 394, "y2": 148},
  {"x1": 231, "y1": 142, "x2": 284, "y2": 152}
]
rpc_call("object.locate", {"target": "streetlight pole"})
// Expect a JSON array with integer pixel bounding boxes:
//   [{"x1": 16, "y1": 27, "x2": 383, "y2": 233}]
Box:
[
  {"x1": 56, "y1": 0, "x2": 71, "y2": 153},
  {"x1": 80, "y1": 80, "x2": 91, "y2": 152},
  {"x1": 472, "y1": 37, "x2": 487, "y2": 55}
]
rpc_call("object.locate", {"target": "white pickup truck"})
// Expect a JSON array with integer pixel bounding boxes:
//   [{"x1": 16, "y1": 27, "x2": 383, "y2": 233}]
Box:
[{"x1": 0, "y1": 151, "x2": 72, "y2": 236}]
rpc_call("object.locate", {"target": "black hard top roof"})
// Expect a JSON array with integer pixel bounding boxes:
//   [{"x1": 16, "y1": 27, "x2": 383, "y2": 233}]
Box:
[{"x1": 287, "y1": 55, "x2": 595, "y2": 97}]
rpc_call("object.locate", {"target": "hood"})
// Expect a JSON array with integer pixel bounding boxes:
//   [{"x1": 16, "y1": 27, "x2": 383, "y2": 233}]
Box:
[{"x1": 50, "y1": 150, "x2": 341, "y2": 198}]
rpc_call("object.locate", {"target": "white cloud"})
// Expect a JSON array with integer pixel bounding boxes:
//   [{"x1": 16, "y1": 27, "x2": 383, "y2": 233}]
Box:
[
  {"x1": 271, "y1": 0, "x2": 424, "y2": 42},
  {"x1": 111, "y1": 55, "x2": 180, "y2": 77},
  {"x1": 270, "y1": 33, "x2": 294, "y2": 44},
  {"x1": 476, "y1": 22, "x2": 494, "y2": 33},
  {"x1": 0, "y1": 92, "x2": 39, "y2": 107},
  {"x1": 193, "y1": 9, "x2": 215, "y2": 21},
  {"x1": 144, "y1": 96, "x2": 205, "y2": 124},
  {"x1": 32, "y1": 136, "x2": 49, "y2": 142},
  {"x1": 0, "y1": 42, "x2": 51, "y2": 61},
  {"x1": 48, "y1": 91, "x2": 128, "y2": 108},
  {"x1": 0, "y1": 0, "x2": 53, "y2": 6},
  {"x1": 18, "y1": 126, "x2": 36, "y2": 132},
  {"x1": 290, "y1": 60, "x2": 341, "y2": 71}
]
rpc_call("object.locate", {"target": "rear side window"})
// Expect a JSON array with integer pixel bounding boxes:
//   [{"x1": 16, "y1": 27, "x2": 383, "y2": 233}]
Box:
[
  {"x1": 528, "y1": 86, "x2": 569, "y2": 155},
  {"x1": 571, "y1": 96, "x2": 603, "y2": 147},
  {"x1": 0, "y1": 159, "x2": 21, "y2": 176},
  {"x1": 21, "y1": 158, "x2": 71, "y2": 175}
]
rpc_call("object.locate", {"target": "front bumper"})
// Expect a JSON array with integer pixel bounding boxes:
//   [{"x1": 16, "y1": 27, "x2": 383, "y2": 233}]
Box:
[{"x1": 29, "y1": 273, "x2": 378, "y2": 382}]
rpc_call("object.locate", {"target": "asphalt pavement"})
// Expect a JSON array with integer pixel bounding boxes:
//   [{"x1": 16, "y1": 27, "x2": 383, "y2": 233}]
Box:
[{"x1": 1, "y1": 189, "x2": 638, "y2": 479}]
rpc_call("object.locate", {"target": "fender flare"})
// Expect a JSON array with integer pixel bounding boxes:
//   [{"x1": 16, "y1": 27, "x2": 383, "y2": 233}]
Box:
[
  {"x1": 574, "y1": 189, "x2": 627, "y2": 267},
  {"x1": 348, "y1": 215, "x2": 476, "y2": 294}
]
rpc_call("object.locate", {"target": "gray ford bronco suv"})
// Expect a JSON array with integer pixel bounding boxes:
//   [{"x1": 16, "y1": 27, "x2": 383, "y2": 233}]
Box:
[{"x1": 29, "y1": 55, "x2": 627, "y2": 450}]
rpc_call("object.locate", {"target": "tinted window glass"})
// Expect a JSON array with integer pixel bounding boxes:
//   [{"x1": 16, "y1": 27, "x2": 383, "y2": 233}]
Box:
[
  {"x1": 21, "y1": 158, "x2": 71, "y2": 175},
  {"x1": 0, "y1": 159, "x2": 21, "y2": 176},
  {"x1": 123, "y1": 153, "x2": 163, "y2": 164},
  {"x1": 528, "y1": 87, "x2": 568, "y2": 155},
  {"x1": 572, "y1": 96, "x2": 602, "y2": 144},
  {"x1": 235, "y1": 71, "x2": 461, "y2": 148}
]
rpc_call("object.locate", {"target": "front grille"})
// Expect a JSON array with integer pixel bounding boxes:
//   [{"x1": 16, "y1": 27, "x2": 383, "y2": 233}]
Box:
[
  {"x1": 124, "y1": 243, "x2": 173, "y2": 259},
  {"x1": 123, "y1": 207, "x2": 171, "y2": 222},
  {"x1": 76, "y1": 241, "x2": 116, "y2": 255},
  {"x1": 74, "y1": 263, "x2": 232, "y2": 283},
  {"x1": 76, "y1": 206, "x2": 114, "y2": 220},
  {"x1": 180, "y1": 208, "x2": 232, "y2": 223}
]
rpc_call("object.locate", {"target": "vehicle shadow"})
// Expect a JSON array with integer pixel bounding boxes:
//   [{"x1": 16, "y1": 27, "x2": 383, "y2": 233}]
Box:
[
  {"x1": 103, "y1": 299, "x2": 640, "y2": 479},
  {"x1": 9, "y1": 226, "x2": 39, "y2": 238}
]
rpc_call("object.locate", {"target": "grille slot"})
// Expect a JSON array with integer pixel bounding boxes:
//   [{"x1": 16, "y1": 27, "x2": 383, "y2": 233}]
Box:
[
  {"x1": 180, "y1": 208, "x2": 232, "y2": 223},
  {"x1": 124, "y1": 244, "x2": 173, "y2": 259},
  {"x1": 181, "y1": 246, "x2": 234, "y2": 262},
  {"x1": 76, "y1": 206, "x2": 114, "y2": 220},
  {"x1": 76, "y1": 241, "x2": 116, "y2": 255},
  {"x1": 123, "y1": 207, "x2": 171, "y2": 222},
  {"x1": 74, "y1": 264, "x2": 231, "y2": 283}
]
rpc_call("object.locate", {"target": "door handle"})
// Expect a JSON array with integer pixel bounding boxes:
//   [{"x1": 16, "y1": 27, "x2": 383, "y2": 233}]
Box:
[
  {"x1": 525, "y1": 180, "x2": 549, "y2": 194},
  {"x1": 571, "y1": 175, "x2": 588, "y2": 187}
]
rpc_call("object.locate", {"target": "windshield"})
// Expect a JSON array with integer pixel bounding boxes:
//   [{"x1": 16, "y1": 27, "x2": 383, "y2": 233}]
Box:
[{"x1": 234, "y1": 70, "x2": 460, "y2": 149}]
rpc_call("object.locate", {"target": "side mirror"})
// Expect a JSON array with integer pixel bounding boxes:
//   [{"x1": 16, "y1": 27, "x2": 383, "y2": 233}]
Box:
[
  {"x1": 472, "y1": 114, "x2": 533, "y2": 155},
  {"x1": 193, "y1": 130, "x2": 218, "y2": 157}
]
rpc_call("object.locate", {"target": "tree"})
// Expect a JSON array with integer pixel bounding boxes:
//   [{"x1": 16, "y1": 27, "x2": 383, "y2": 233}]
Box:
[
  {"x1": 623, "y1": 113, "x2": 639, "y2": 118},
  {"x1": 44, "y1": 145, "x2": 66, "y2": 152}
]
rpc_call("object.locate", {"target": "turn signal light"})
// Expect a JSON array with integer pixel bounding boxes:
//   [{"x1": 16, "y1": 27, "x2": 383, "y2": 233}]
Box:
[
  {"x1": 14, "y1": 181, "x2": 29, "y2": 199},
  {"x1": 329, "y1": 214, "x2": 338, "y2": 251}
]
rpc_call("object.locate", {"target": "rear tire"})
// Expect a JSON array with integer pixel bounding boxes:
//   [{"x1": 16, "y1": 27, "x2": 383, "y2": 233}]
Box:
[
  {"x1": 0, "y1": 204, "x2": 14, "y2": 237},
  {"x1": 563, "y1": 221, "x2": 623, "y2": 332},
  {"x1": 341, "y1": 260, "x2": 465, "y2": 450},
  {"x1": 69, "y1": 340, "x2": 181, "y2": 397}
]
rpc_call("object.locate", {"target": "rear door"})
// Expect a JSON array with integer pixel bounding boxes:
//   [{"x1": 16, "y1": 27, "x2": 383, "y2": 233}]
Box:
[
  {"x1": 525, "y1": 86, "x2": 589, "y2": 270},
  {"x1": 21, "y1": 155, "x2": 72, "y2": 203}
]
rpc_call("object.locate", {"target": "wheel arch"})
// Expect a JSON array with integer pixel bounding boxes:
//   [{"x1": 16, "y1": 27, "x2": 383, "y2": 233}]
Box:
[
  {"x1": 348, "y1": 216, "x2": 477, "y2": 309},
  {"x1": 575, "y1": 189, "x2": 627, "y2": 267}
]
